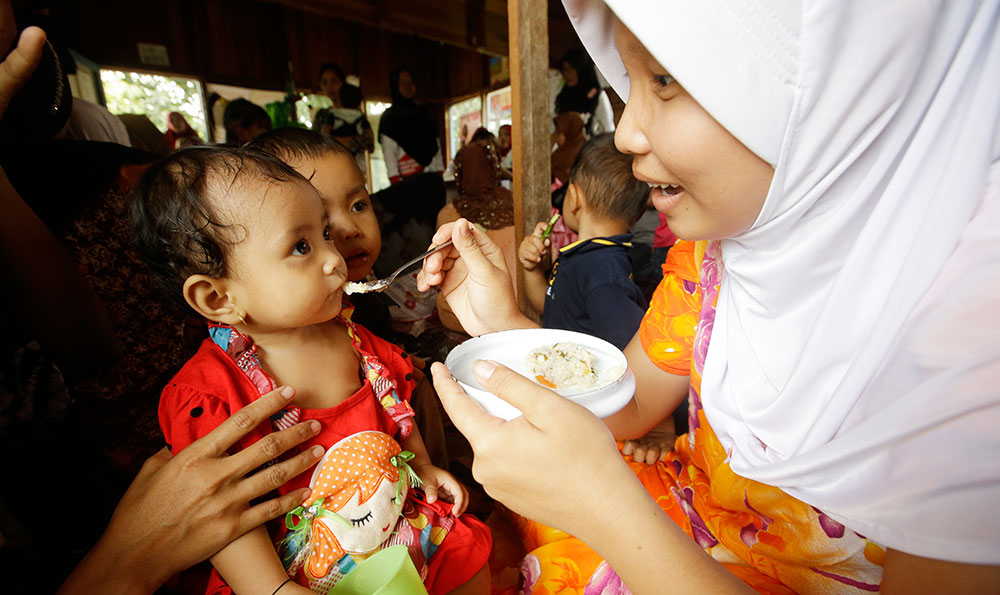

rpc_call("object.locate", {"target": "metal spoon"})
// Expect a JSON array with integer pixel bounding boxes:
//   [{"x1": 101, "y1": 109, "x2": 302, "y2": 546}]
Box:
[{"x1": 343, "y1": 239, "x2": 455, "y2": 295}]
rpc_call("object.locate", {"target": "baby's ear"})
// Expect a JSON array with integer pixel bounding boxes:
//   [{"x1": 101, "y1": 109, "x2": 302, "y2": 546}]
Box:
[{"x1": 183, "y1": 274, "x2": 242, "y2": 325}]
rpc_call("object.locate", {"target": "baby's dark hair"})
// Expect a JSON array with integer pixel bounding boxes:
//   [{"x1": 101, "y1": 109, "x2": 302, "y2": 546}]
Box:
[
  {"x1": 248, "y1": 127, "x2": 353, "y2": 164},
  {"x1": 569, "y1": 133, "x2": 649, "y2": 226},
  {"x1": 129, "y1": 145, "x2": 303, "y2": 309}
]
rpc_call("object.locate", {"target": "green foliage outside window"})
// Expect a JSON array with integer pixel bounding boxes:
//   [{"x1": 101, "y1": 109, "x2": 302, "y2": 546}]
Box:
[{"x1": 100, "y1": 69, "x2": 209, "y2": 140}]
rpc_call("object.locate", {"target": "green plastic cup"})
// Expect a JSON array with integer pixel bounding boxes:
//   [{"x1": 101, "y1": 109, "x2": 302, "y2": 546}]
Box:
[{"x1": 327, "y1": 545, "x2": 428, "y2": 595}]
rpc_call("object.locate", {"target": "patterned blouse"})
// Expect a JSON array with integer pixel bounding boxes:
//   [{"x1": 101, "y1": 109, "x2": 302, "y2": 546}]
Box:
[{"x1": 507, "y1": 240, "x2": 886, "y2": 595}]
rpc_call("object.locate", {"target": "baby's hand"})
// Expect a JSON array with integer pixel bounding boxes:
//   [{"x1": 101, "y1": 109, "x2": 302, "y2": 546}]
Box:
[
  {"x1": 518, "y1": 220, "x2": 550, "y2": 272},
  {"x1": 413, "y1": 463, "x2": 469, "y2": 516},
  {"x1": 621, "y1": 422, "x2": 676, "y2": 465}
]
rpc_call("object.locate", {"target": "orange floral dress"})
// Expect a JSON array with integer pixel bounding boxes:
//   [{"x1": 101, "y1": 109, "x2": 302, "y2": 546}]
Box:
[{"x1": 501, "y1": 241, "x2": 886, "y2": 594}]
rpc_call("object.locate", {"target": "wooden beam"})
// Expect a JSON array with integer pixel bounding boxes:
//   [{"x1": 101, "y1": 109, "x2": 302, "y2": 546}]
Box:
[
  {"x1": 508, "y1": 0, "x2": 550, "y2": 318},
  {"x1": 263, "y1": 0, "x2": 509, "y2": 56},
  {"x1": 465, "y1": 0, "x2": 486, "y2": 49}
]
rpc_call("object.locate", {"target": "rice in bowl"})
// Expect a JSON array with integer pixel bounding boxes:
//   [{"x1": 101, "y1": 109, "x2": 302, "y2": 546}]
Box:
[{"x1": 526, "y1": 342, "x2": 598, "y2": 389}]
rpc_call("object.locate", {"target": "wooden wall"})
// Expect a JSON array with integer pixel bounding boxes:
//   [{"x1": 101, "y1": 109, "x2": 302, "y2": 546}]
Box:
[
  {"x1": 51, "y1": 0, "x2": 585, "y2": 99},
  {"x1": 547, "y1": 0, "x2": 585, "y2": 75},
  {"x1": 53, "y1": 0, "x2": 493, "y2": 103}
]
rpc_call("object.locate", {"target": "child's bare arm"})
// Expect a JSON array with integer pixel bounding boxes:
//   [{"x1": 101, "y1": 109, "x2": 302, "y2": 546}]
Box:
[
  {"x1": 211, "y1": 527, "x2": 312, "y2": 595},
  {"x1": 401, "y1": 427, "x2": 470, "y2": 516},
  {"x1": 518, "y1": 220, "x2": 551, "y2": 316}
]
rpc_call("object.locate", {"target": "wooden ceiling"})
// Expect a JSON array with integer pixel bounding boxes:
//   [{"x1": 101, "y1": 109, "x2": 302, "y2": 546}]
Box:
[
  {"x1": 55, "y1": 0, "x2": 583, "y2": 102},
  {"x1": 263, "y1": 0, "x2": 513, "y2": 57},
  {"x1": 260, "y1": 0, "x2": 581, "y2": 59}
]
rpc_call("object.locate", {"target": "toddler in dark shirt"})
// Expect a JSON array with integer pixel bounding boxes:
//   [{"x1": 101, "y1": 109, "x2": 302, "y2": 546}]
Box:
[{"x1": 518, "y1": 133, "x2": 650, "y2": 350}]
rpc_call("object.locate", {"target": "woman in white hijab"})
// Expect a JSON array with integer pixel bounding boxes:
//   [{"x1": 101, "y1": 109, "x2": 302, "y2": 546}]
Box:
[{"x1": 420, "y1": 0, "x2": 1000, "y2": 592}]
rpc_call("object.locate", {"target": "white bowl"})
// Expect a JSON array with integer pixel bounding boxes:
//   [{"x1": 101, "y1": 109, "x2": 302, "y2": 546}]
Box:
[{"x1": 444, "y1": 328, "x2": 636, "y2": 420}]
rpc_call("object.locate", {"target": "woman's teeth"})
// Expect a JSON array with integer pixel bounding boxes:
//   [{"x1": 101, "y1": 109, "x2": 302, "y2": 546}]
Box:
[{"x1": 648, "y1": 183, "x2": 683, "y2": 195}]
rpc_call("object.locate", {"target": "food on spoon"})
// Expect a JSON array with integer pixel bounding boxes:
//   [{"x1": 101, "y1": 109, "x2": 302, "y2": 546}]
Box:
[
  {"x1": 526, "y1": 342, "x2": 598, "y2": 389},
  {"x1": 343, "y1": 279, "x2": 389, "y2": 295}
]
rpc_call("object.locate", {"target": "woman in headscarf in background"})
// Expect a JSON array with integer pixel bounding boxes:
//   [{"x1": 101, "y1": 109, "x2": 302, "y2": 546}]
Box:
[
  {"x1": 420, "y1": 0, "x2": 1000, "y2": 593},
  {"x1": 554, "y1": 47, "x2": 615, "y2": 138},
  {"x1": 554, "y1": 49, "x2": 600, "y2": 125},
  {"x1": 452, "y1": 127, "x2": 513, "y2": 230},
  {"x1": 372, "y1": 66, "x2": 446, "y2": 235},
  {"x1": 550, "y1": 110, "x2": 585, "y2": 186},
  {"x1": 497, "y1": 123, "x2": 513, "y2": 172},
  {"x1": 378, "y1": 65, "x2": 444, "y2": 185}
]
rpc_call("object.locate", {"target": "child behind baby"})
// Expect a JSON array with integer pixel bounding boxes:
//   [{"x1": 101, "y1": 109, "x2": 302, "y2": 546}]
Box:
[{"x1": 129, "y1": 145, "x2": 490, "y2": 595}]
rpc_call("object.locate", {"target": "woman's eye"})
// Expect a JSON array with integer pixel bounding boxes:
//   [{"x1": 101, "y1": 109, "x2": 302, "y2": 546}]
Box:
[
  {"x1": 653, "y1": 74, "x2": 676, "y2": 89},
  {"x1": 323, "y1": 225, "x2": 333, "y2": 241},
  {"x1": 292, "y1": 239, "x2": 311, "y2": 255}
]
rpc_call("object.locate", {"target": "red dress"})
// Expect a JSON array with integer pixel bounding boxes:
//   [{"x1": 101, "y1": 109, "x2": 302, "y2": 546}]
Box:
[{"x1": 159, "y1": 312, "x2": 491, "y2": 594}]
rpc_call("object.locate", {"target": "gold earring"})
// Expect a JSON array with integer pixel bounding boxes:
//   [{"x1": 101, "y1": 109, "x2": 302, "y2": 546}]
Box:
[{"x1": 236, "y1": 311, "x2": 246, "y2": 325}]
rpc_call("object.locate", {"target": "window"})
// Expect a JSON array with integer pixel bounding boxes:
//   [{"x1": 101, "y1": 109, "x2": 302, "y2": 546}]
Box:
[
  {"x1": 447, "y1": 95, "x2": 483, "y2": 163},
  {"x1": 101, "y1": 69, "x2": 208, "y2": 141},
  {"x1": 484, "y1": 86, "x2": 511, "y2": 134}
]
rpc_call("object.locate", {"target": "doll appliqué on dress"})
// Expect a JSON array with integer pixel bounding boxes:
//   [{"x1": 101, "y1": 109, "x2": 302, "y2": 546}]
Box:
[{"x1": 280, "y1": 430, "x2": 454, "y2": 594}]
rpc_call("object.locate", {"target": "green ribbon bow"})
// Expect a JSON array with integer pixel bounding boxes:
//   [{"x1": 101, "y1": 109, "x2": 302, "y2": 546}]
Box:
[
  {"x1": 286, "y1": 496, "x2": 352, "y2": 531},
  {"x1": 391, "y1": 450, "x2": 423, "y2": 503}
]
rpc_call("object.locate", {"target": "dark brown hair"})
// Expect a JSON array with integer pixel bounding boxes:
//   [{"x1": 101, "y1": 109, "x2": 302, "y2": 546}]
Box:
[
  {"x1": 570, "y1": 133, "x2": 650, "y2": 226},
  {"x1": 222, "y1": 98, "x2": 271, "y2": 145},
  {"x1": 129, "y1": 145, "x2": 303, "y2": 309}
]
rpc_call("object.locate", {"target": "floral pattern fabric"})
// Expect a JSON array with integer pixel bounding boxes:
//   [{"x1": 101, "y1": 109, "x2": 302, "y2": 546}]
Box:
[
  {"x1": 64, "y1": 165, "x2": 198, "y2": 404},
  {"x1": 503, "y1": 240, "x2": 886, "y2": 595}
]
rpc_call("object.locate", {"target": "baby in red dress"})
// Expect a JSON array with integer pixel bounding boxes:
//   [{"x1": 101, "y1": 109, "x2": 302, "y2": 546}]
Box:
[{"x1": 130, "y1": 140, "x2": 490, "y2": 595}]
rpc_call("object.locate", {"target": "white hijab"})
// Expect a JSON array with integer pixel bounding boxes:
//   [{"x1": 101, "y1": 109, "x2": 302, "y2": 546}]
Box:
[{"x1": 565, "y1": 0, "x2": 1000, "y2": 562}]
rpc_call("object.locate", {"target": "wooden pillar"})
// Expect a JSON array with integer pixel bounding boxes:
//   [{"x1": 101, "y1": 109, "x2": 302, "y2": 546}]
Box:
[{"x1": 508, "y1": 0, "x2": 551, "y2": 317}]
